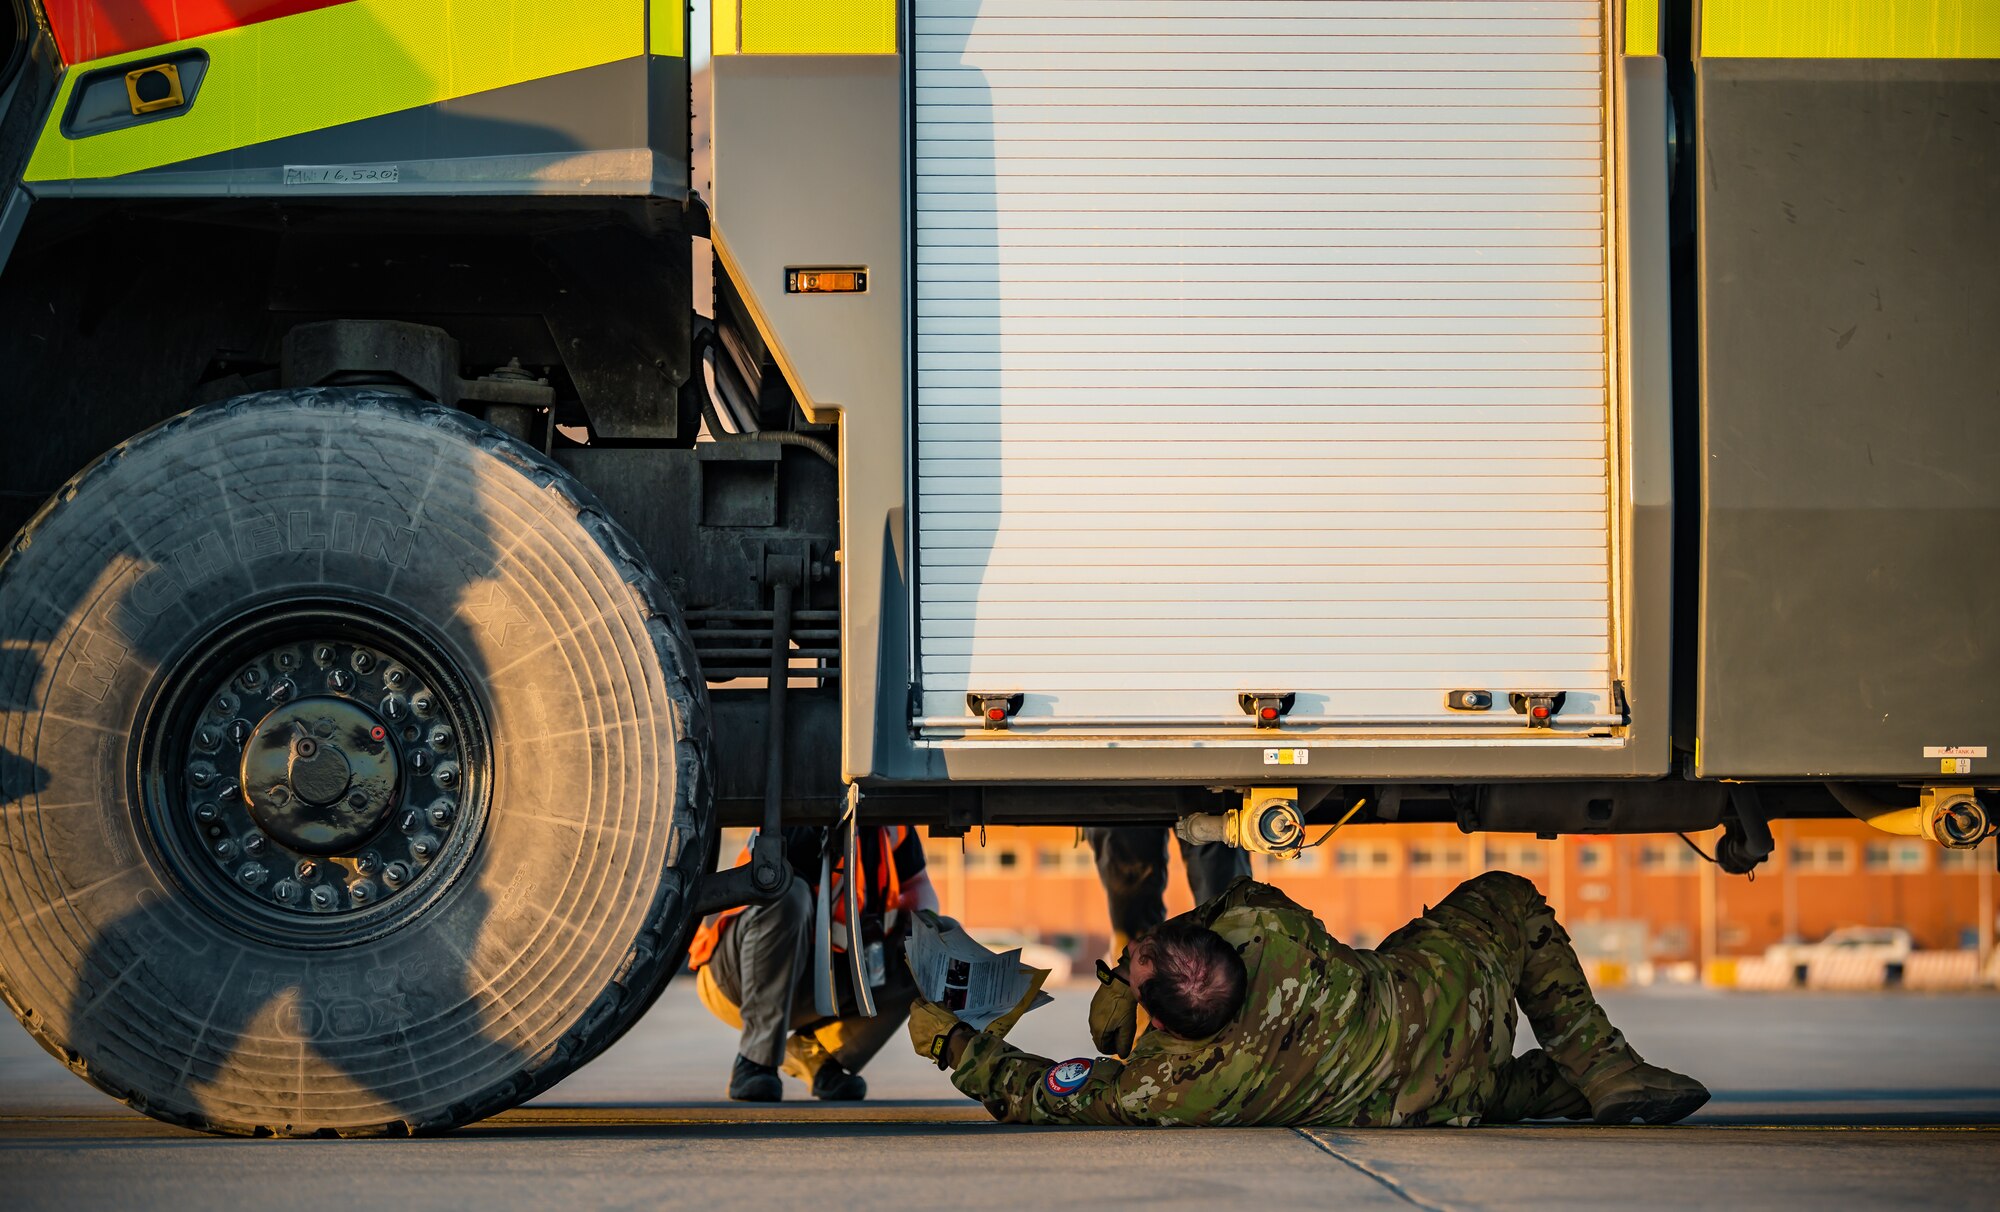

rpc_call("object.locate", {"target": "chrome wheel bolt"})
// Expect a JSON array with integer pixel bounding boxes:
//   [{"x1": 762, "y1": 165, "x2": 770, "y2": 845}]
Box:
[
  {"x1": 382, "y1": 862, "x2": 411, "y2": 890},
  {"x1": 357, "y1": 852, "x2": 381, "y2": 875},
  {"x1": 351, "y1": 882, "x2": 374, "y2": 904},
  {"x1": 434, "y1": 764, "x2": 457, "y2": 788},
  {"x1": 194, "y1": 802, "x2": 219, "y2": 823},
  {"x1": 411, "y1": 836, "x2": 437, "y2": 862},
  {"x1": 428, "y1": 801, "x2": 455, "y2": 827},
  {"x1": 428, "y1": 725, "x2": 453, "y2": 750},
  {"x1": 296, "y1": 859, "x2": 317, "y2": 881},
  {"x1": 329, "y1": 668, "x2": 354, "y2": 692},
  {"x1": 272, "y1": 879, "x2": 300, "y2": 904},
  {"x1": 311, "y1": 885, "x2": 337, "y2": 910},
  {"x1": 238, "y1": 863, "x2": 268, "y2": 887}
]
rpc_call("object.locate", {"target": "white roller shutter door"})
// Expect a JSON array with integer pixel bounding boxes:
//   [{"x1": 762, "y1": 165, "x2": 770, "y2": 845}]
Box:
[{"x1": 912, "y1": 0, "x2": 1617, "y2": 734}]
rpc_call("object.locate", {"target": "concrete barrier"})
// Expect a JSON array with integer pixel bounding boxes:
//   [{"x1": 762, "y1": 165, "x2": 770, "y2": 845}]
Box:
[{"x1": 1706, "y1": 951, "x2": 1988, "y2": 991}]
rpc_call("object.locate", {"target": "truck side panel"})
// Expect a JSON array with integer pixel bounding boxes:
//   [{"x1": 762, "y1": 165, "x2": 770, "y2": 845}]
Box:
[{"x1": 1694, "y1": 10, "x2": 2000, "y2": 779}]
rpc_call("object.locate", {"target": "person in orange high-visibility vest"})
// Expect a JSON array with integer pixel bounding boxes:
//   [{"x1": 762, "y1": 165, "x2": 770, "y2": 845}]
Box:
[{"x1": 689, "y1": 825, "x2": 937, "y2": 1100}]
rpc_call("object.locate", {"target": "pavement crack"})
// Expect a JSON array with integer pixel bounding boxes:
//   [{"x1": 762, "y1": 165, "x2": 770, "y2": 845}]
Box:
[{"x1": 1295, "y1": 1129, "x2": 1455, "y2": 1212}]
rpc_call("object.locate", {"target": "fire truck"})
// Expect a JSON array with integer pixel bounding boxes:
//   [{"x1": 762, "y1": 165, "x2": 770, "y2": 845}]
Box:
[{"x1": 0, "y1": 1, "x2": 1992, "y2": 1135}]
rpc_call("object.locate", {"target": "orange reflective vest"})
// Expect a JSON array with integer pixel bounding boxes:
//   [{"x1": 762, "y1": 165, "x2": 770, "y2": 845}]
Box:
[{"x1": 688, "y1": 826, "x2": 913, "y2": 969}]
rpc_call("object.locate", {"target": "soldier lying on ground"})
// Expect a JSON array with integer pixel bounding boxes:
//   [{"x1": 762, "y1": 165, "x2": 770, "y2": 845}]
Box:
[{"x1": 907, "y1": 873, "x2": 1709, "y2": 1127}]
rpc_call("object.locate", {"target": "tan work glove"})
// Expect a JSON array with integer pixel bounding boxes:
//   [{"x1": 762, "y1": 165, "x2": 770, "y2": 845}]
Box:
[
  {"x1": 1090, "y1": 958, "x2": 1140, "y2": 1057},
  {"x1": 982, "y1": 966, "x2": 1051, "y2": 1040},
  {"x1": 907, "y1": 992, "x2": 964, "y2": 1069}
]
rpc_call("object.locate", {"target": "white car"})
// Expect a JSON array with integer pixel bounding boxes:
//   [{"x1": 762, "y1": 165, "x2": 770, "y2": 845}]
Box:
[{"x1": 1767, "y1": 926, "x2": 1915, "y2": 970}]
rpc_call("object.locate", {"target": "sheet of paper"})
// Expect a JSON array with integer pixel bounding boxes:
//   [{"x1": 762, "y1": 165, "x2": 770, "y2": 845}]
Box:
[{"x1": 908, "y1": 915, "x2": 1052, "y2": 1030}]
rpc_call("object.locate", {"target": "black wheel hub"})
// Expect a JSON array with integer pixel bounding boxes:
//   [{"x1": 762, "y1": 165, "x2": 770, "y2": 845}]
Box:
[
  {"x1": 145, "y1": 602, "x2": 488, "y2": 943},
  {"x1": 242, "y1": 696, "x2": 401, "y2": 854}
]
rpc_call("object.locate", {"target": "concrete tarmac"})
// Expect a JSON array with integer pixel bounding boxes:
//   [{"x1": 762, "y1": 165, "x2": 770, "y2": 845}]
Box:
[{"x1": 2, "y1": 983, "x2": 1996, "y2": 1210}]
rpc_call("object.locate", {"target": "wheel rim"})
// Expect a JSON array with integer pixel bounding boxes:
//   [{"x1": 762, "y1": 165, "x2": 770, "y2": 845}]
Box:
[{"x1": 137, "y1": 599, "x2": 492, "y2": 947}]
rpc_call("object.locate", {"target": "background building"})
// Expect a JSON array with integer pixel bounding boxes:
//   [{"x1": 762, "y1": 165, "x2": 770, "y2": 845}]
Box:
[{"x1": 917, "y1": 821, "x2": 1996, "y2": 981}]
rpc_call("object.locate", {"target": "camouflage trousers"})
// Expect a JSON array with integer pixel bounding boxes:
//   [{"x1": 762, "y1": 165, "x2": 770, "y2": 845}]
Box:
[{"x1": 1363, "y1": 871, "x2": 1628, "y2": 1126}]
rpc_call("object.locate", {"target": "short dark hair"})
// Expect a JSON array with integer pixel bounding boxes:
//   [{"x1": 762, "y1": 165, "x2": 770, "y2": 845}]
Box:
[{"x1": 1135, "y1": 920, "x2": 1247, "y2": 1039}]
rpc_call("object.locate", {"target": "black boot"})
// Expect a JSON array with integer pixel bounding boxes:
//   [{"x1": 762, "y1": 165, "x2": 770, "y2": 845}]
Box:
[
  {"x1": 811, "y1": 1058, "x2": 868, "y2": 1102},
  {"x1": 728, "y1": 1055, "x2": 783, "y2": 1102}
]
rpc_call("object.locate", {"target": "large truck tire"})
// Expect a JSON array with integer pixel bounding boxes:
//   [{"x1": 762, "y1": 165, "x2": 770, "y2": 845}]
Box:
[{"x1": 0, "y1": 389, "x2": 713, "y2": 1136}]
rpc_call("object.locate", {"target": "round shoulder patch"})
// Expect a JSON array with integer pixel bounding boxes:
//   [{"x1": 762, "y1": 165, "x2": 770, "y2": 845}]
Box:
[{"x1": 1043, "y1": 1058, "x2": 1094, "y2": 1097}]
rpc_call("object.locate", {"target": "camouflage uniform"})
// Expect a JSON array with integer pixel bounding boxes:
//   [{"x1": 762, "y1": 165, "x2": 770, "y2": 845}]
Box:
[{"x1": 950, "y1": 873, "x2": 1622, "y2": 1127}]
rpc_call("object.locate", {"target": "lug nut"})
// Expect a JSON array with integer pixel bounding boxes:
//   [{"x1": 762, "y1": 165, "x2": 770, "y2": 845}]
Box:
[
  {"x1": 228, "y1": 719, "x2": 251, "y2": 746},
  {"x1": 213, "y1": 839, "x2": 238, "y2": 861},
  {"x1": 386, "y1": 667, "x2": 406, "y2": 687},
  {"x1": 428, "y1": 725, "x2": 453, "y2": 750},
  {"x1": 311, "y1": 885, "x2": 337, "y2": 909},
  {"x1": 434, "y1": 764, "x2": 458, "y2": 788},
  {"x1": 269, "y1": 678, "x2": 295, "y2": 703},
  {"x1": 350, "y1": 882, "x2": 374, "y2": 904},
  {"x1": 243, "y1": 835, "x2": 266, "y2": 856},
  {"x1": 382, "y1": 862, "x2": 412, "y2": 890},
  {"x1": 218, "y1": 779, "x2": 240, "y2": 801},
  {"x1": 272, "y1": 879, "x2": 300, "y2": 903},
  {"x1": 400, "y1": 811, "x2": 420, "y2": 834},
  {"x1": 428, "y1": 801, "x2": 455, "y2": 827},
  {"x1": 195, "y1": 802, "x2": 219, "y2": 823},
  {"x1": 382, "y1": 696, "x2": 406, "y2": 721},
  {"x1": 353, "y1": 651, "x2": 376, "y2": 673},
  {"x1": 276, "y1": 652, "x2": 297, "y2": 671},
  {"x1": 411, "y1": 694, "x2": 434, "y2": 716},
  {"x1": 329, "y1": 669, "x2": 354, "y2": 692},
  {"x1": 315, "y1": 645, "x2": 336, "y2": 665},
  {"x1": 357, "y1": 852, "x2": 382, "y2": 875},
  {"x1": 296, "y1": 859, "x2": 318, "y2": 880},
  {"x1": 410, "y1": 750, "x2": 431, "y2": 775},
  {"x1": 240, "y1": 667, "x2": 263, "y2": 689},
  {"x1": 411, "y1": 836, "x2": 437, "y2": 862},
  {"x1": 238, "y1": 863, "x2": 268, "y2": 887},
  {"x1": 195, "y1": 728, "x2": 219, "y2": 750},
  {"x1": 214, "y1": 694, "x2": 237, "y2": 716},
  {"x1": 188, "y1": 764, "x2": 216, "y2": 788}
]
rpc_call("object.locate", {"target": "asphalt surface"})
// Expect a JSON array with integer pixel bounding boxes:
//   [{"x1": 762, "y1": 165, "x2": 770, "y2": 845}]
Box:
[{"x1": 2, "y1": 982, "x2": 1996, "y2": 1210}]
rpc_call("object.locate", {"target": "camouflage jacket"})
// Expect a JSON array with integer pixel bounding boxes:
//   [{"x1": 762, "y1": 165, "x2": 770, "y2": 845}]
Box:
[{"x1": 949, "y1": 878, "x2": 1502, "y2": 1127}]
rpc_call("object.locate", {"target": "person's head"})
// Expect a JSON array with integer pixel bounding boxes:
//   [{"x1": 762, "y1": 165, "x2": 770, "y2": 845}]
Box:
[{"x1": 1128, "y1": 919, "x2": 1247, "y2": 1039}]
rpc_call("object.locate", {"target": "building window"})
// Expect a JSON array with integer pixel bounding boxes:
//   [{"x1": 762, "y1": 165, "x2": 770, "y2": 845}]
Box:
[
  {"x1": 1939, "y1": 844, "x2": 1990, "y2": 873},
  {"x1": 1863, "y1": 841, "x2": 1928, "y2": 874},
  {"x1": 1788, "y1": 839, "x2": 1853, "y2": 874},
  {"x1": 1256, "y1": 846, "x2": 1325, "y2": 876},
  {"x1": 1576, "y1": 842, "x2": 1611, "y2": 873},
  {"x1": 1407, "y1": 843, "x2": 1468, "y2": 874},
  {"x1": 1483, "y1": 841, "x2": 1546, "y2": 873},
  {"x1": 964, "y1": 845, "x2": 1019, "y2": 874},
  {"x1": 1636, "y1": 842, "x2": 1700, "y2": 873},
  {"x1": 1333, "y1": 841, "x2": 1399, "y2": 875}
]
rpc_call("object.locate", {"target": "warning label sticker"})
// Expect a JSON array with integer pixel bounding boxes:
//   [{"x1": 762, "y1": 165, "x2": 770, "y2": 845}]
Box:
[
  {"x1": 1263, "y1": 749, "x2": 1309, "y2": 766},
  {"x1": 1941, "y1": 758, "x2": 1975, "y2": 775},
  {"x1": 1923, "y1": 746, "x2": 1987, "y2": 758}
]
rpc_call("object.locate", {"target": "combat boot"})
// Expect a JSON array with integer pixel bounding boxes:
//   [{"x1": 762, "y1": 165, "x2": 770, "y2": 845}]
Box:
[
  {"x1": 1577, "y1": 1052, "x2": 1709, "y2": 1125},
  {"x1": 783, "y1": 1032, "x2": 867, "y2": 1101},
  {"x1": 728, "y1": 1055, "x2": 783, "y2": 1102}
]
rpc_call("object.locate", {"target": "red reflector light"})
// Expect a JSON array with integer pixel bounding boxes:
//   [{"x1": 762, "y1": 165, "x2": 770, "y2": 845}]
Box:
[
  {"x1": 1260, "y1": 706, "x2": 1278, "y2": 720},
  {"x1": 371, "y1": 725, "x2": 386, "y2": 740},
  {"x1": 1532, "y1": 707, "x2": 1550, "y2": 719},
  {"x1": 986, "y1": 707, "x2": 1006, "y2": 721}
]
